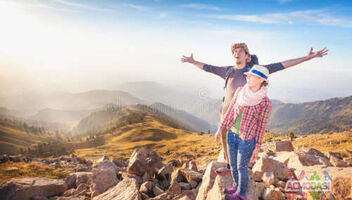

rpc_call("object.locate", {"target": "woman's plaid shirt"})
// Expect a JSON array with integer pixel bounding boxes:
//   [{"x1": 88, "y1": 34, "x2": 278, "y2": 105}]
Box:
[{"x1": 219, "y1": 87, "x2": 272, "y2": 149}]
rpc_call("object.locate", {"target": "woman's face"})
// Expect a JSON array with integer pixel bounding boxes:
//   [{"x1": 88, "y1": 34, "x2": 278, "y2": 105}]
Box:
[{"x1": 246, "y1": 74, "x2": 264, "y2": 88}]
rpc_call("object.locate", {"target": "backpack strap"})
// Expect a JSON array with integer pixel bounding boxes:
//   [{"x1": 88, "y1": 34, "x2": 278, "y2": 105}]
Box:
[{"x1": 223, "y1": 66, "x2": 234, "y2": 90}]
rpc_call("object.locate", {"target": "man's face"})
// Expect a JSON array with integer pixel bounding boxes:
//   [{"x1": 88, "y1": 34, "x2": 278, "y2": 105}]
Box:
[
  {"x1": 232, "y1": 47, "x2": 249, "y2": 65},
  {"x1": 246, "y1": 74, "x2": 264, "y2": 88}
]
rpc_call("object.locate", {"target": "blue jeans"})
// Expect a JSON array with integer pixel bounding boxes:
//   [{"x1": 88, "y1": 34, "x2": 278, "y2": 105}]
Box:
[{"x1": 226, "y1": 129, "x2": 255, "y2": 196}]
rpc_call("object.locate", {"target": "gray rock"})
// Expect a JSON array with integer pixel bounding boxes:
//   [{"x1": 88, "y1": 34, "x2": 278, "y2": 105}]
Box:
[
  {"x1": 0, "y1": 177, "x2": 67, "y2": 200},
  {"x1": 92, "y1": 177, "x2": 141, "y2": 200}
]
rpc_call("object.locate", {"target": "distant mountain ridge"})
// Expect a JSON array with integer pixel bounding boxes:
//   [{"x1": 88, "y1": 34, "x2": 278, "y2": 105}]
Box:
[
  {"x1": 30, "y1": 108, "x2": 91, "y2": 124},
  {"x1": 73, "y1": 104, "x2": 190, "y2": 136},
  {"x1": 0, "y1": 89, "x2": 145, "y2": 114},
  {"x1": 268, "y1": 95, "x2": 352, "y2": 135}
]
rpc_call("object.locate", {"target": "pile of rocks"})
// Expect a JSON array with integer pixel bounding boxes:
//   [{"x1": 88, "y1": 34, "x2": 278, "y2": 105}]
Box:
[
  {"x1": 0, "y1": 153, "x2": 94, "y2": 172},
  {"x1": 40, "y1": 155, "x2": 93, "y2": 172},
  {"x1": 204, "y1": 140, "x2": 352, "y2": 200},
  {"x1": 1, "y1": 140, "x2": 352, "y2": 200},
  {"x1": 0, "y1": 154, "x2": 33, "y2": 163}
]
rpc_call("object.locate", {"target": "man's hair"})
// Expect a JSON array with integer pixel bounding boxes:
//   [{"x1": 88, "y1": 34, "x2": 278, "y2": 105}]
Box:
[{"x1": 231, "y1": 43, "x2": 251, "y2": 63}]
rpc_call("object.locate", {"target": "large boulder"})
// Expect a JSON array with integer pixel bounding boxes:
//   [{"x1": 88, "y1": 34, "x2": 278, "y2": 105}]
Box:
[
  {"x1": 330, "y1": 156, "x2": 349, "y2": 167},
  {"x1": 157, "y1": 163, "x2": 173, "y2": 181},
  {"x1": 93, "y1": 177, "x2": 141, "y2": 200},
  {"x1": 139, "y1": 181, "x2": 154, "y2": 194},
  {"x1": 196, "y1": 161, "x2": 224, "y2": 200},
  {"x1": 179, "y1": 168, "x2": 203, "y2": 183},
  {"x1": 65, "y1": 172, "x2": 93, "y2": 189},
  {"x1": 75, "y1": 172, "x2": 93, "y2": 186},
  {"x1": 91, "y1": 160, "x2": 119, "y2": 197},
  {"x1": 275, "y1": 141, "x2": 294, "y2": 152},
  {"x1": 307, "y1": 148, "x2": 328, "y2": 159},
  {"x1": 167, "y1": 170, "x2": 183, "y2": 198},
  {"x1": 273, "y1": 151, "x2": 331, "y2": 169},
  {"x1": 127, "y1": 149, "x2": 163, "y2": 177},
  {"x1": 286, "y1": 152, "x2": 330, "y2": 169},
  {"x1": 0, "y1": 177, "x2": 67, "y2": 200},
  {"x1": 262, "y1": 185, "x2": 285, "y2": 200},
  {"x1": 195, "y1": 161, "x2": 257, "y2": 200},
  {"x1": 252, "y1": 157, "x2": 289, "y2": 182}
]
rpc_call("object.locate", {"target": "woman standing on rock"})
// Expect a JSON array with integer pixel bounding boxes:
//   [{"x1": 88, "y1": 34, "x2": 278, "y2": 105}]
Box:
[{"x1": 215, "y1": 65, "x2": 272, "y2": 200}]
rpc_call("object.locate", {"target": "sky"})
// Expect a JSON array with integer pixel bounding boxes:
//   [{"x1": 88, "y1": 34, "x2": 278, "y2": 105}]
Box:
[{"x1": 0, "y1": 0, "x2": 352, "y2": 103}]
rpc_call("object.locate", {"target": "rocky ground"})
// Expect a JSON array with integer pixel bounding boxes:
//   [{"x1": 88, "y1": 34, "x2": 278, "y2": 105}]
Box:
[{"x1": 0, "y1": 140, "x2": 352, "y2": 200}]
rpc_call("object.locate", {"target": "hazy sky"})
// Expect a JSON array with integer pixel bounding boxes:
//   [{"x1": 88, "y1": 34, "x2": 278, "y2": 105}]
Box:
[{"x1": 1, "y1": 0, "x2": 352, "y2": 102}]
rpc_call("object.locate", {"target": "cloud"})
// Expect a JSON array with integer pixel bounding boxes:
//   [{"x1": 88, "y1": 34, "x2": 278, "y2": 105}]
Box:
[
  {"x1": 122, "y1": 3, "x2": 150, "y2": 11},
  {"x1": 51, "y1": 0, "x2": 113, "y2": 12},
  {"x1": 208, "y1": 9, "x2": 352, "y2": 27},
  {"x1": 179, "y1": 3, "x2": 221, "y2": 11},
  {"x1": 159, "y1": 12, "x2": 168, "y2": 19}
]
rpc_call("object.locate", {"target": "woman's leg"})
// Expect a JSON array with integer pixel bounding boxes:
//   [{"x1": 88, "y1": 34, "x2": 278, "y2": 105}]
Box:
[
  {"x1": 237, "y1": 137, "x2": 255, "y2": 196},
  {"x1": 226, "y1": 130, "x2": 239, "y2": 186}
]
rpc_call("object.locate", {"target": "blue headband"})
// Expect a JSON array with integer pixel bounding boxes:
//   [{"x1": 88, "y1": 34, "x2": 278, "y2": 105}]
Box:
[{"x1": 250, "y1": 69, "x2": 267, "y2": 79}]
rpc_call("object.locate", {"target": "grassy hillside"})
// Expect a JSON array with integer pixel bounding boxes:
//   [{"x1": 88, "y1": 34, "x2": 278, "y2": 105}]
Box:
[
  {"x1": 0, "y1": 119, "x2": 53, "y2": 154},
  {"x1": 74, "y1": 113, "x2": 220, "y2": 163},
  {"x1": 149, "y1": 102, "x2": 213, "y2": 133},
  {"x1": 292, "y1": 130, "x2": 352, "y2": 154},
  {"x1": 262, "y1": 130, "x2": 352, "y2": 157}
]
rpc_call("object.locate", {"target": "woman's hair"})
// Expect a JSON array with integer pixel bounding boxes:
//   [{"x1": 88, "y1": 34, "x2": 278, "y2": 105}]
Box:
[{"x1": 261, "y1": 81, "x2": 268, "y2": 88}]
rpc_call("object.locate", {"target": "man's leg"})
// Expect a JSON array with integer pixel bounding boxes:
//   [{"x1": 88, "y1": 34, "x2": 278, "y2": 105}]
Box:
[
  {"x1": 221, "y1": 129, "x2": 230, "y2": 164},
  {"x1": 216, "y1": 129, "x2": 231, "y2": 175}
]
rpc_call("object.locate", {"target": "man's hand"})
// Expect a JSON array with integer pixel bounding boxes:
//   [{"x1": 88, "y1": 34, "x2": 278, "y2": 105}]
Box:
[
  {"x1": 181, "y1": 53, "x2": 206, "y2": 70},
  {"x1": 307, "y1": 47, "x2": 328, "y2": 59},
  {"x1": 250, "y1": 148, "x2": 260, "y2": 163},
  {"x1": 215, "y1": 128, "x2": 222, "y2": 143},
  {"x1": 281, "y1": 47, "x2": 328, "y2": 68},
  {"x1": 181, "y1": 53, "x2": 195, "y2": 64}
]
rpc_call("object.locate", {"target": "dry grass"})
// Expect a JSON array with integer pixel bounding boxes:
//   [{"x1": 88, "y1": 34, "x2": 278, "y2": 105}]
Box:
[
  {"x1": 0, "y1": 125, "x2": 48, "y2": 154},
  {"x1": 292, "y1": 131, "x2": 352, "y2": 156},
  {"x1": 74, "y1": 116, "x2": 221, "y2": 164},
  {"x1": 0, "y1": 161, "x2": 71, "y2": 183}
]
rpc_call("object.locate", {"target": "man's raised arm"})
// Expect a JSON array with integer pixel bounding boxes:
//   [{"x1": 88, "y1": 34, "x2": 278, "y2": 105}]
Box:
[
  {"x1": 281, "y1": 47, "x2": 328, "y2": 69},
  {"x1": 181, "y1": 53, "x2": 206, "y2": 69},
  {"x1": 181, "y1": 53, "x2": 228, "y2": 79}
]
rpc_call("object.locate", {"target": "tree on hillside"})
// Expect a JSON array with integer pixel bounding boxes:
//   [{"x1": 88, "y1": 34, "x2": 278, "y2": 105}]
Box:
[{"x1": 287, "y1": 132, "x2": 295, "y2": 141}]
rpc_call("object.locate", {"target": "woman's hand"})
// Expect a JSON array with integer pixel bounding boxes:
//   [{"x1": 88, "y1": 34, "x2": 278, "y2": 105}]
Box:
[
  {"x1": 215, "y1": 128, "x2": 222, "y2": 143},
  {"x1": 250, "y1": 148, "x2": 260, "y2": 163}
]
